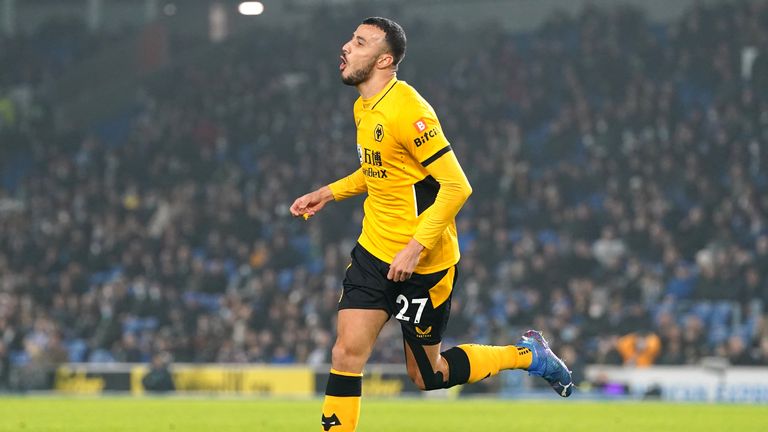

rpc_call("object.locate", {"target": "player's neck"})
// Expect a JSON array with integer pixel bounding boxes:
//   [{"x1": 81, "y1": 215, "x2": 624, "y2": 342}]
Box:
[{"x1": 357, "y1": 71, "x2": 396, "y2": 99}]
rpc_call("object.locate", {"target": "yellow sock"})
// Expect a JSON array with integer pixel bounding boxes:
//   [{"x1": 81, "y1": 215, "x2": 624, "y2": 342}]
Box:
[
  {"x1": 320, "y1": 369, "x2": 362, "y2": 431},
  {"x1": 457, "y1": 344, "x2": 532, "y2": 383}
]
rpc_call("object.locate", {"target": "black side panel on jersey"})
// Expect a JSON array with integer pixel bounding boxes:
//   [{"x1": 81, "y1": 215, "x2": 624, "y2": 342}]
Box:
[{"x1": 414, "y1": 175, "x2": 440, "y2": 216}]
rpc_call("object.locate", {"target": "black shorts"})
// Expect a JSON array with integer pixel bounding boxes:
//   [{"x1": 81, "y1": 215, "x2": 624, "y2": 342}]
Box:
[{"x1": 339, "y1": 243, "x2": 457, "y2": 345}]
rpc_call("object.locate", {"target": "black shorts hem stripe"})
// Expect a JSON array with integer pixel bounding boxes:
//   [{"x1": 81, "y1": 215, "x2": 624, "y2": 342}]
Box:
[{"x1": 337, "y1": 304, "x2": 391, "y2": 314}]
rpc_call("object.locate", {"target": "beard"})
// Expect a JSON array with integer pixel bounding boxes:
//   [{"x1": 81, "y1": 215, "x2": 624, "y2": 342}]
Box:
[{"x1": 341, "y1": 58, "x2": 377, "y2": 86}]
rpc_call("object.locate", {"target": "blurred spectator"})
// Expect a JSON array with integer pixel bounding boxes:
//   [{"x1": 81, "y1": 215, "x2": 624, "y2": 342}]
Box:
[
  {"x1": 558, "y1": 344, "x2": 585, "y2": 385},
  {"x1": 0, "y1": 341, "x2": 9, "y2": 390},
  {"x1": 142, "y1": 352, "x2": 175, "y2": 393},
  {"x1": 616, "y1": 332, "x2": 662, "y2": 367}
]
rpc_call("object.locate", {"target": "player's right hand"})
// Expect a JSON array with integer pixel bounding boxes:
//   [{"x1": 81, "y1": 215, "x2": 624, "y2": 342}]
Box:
[{"x1": 290, "y1": 187, "x2": 333, "y2": 218}]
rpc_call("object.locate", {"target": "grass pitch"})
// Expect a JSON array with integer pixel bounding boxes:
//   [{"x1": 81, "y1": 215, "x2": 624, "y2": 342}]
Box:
[{"x1": 0, "y1": 397, "x2": 766, "y2": 431}]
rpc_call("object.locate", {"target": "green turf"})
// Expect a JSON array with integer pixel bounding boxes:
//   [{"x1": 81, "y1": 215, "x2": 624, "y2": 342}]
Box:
[{"x1": 0, "y1": 397, "x2": 766, "y2": 431}]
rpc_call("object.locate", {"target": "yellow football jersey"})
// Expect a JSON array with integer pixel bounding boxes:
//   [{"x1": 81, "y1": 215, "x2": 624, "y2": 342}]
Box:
[{"x1": 329, "y1": 78, "x2": 472, "y2": 273}]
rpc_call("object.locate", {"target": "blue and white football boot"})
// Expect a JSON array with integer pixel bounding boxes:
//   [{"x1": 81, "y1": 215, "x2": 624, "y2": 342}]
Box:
[{"x1": 517, "y1": 330, "x2": 574, "y2": 397}]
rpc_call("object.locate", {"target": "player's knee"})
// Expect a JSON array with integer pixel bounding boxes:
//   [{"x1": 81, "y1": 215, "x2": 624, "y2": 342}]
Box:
[
  {"x1": 407, "y1": 366, "x2": 445, "y2": 391},
  {"x1": 331, "y1": 342, "x2": 366, "y2": 369}
]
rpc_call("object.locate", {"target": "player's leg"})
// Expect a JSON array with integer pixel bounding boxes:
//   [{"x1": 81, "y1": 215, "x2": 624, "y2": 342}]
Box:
[
  {"x1": 403, "y1": 340, "x2": 449, "y2": 389},
  {"x1": 321, "y1": 244, "x2": 394, "y2": 432},
  {"x1": 403, "y1": 335, "x2": 534, "y2": 390},
  {"x1": 404, "y1": 333, "x2": 573, "y2": 396},
  {"x1": 321, "y1": 308, "x2": 388, "y2": 432},
  {"x1": 398, "y1": 265, "x2": 572, "y2": 395},
  {"x1": 331, "y1": 308, "x2": 389, "y2": 373}
]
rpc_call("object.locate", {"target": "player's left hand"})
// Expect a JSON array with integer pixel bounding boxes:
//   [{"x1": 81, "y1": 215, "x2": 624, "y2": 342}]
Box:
[{"x1": 387, "y1": 239, "x2": 425, "y2": 282}]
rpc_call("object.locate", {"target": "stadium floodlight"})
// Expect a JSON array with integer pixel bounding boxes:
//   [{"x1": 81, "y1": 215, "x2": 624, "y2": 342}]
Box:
[
  {"x1": 238, "y1": 2, "x2": 264, "y2": 16},
  {"x1": 163, "y1": 2, "x2": 177, "y2": 16}
]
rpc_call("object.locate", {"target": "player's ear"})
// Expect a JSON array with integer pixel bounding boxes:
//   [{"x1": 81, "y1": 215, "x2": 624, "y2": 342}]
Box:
[{"x1": 377, "y1": 52, "x2": 394, "y2": 69}]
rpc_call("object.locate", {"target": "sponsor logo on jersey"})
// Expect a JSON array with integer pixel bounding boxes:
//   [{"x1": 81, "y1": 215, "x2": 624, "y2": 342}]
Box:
[
  {"x1": 413, "y1": 118, "x2": 427, "y2": 132},
  {"x1": 374, "y1": 124, "x2": 384, "y2": 142},
  {"x1": 362, "y1": 148, "x2": 382, "y2": 166},
  {"x1": 362, "y1": 167, "x2": 388, "y2": 179},
  {"x1": 413, "y1": 127, "x2": 440, "y2": 147}
]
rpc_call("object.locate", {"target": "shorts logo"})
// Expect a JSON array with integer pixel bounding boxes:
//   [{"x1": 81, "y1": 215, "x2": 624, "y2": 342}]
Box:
[
  {"x1": 415, "y1": 326, "x2": 432, "y2": 337},
  {"x1": 374, "y1": 124, "x2": 384, "y2": 142},
  {"x1": 413, "y1": 118, "x2": 427, "y2": 133}
]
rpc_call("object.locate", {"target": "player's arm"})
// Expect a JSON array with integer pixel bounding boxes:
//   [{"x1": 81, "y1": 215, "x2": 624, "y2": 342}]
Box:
[
  {"x1": 412, "y1": 148, "x2": 472, "y2": 248},
  {"x1": 289, "y1": 168, "x2": 367, "y2": 218},
  {"x1": 328, "y1": 167, "x2": 368, "y2": 200},
  {"x1": 387, "y1": 107, "x2": 471, "y2": 281},
  {"x1": 386, "y1": 147, "x2": 471, "y2": 281},
  {"x1": 402, "y1": 108, "x2": 472, "y2": 249}
]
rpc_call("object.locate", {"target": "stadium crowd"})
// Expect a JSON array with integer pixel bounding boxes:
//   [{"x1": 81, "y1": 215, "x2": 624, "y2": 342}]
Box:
[{"x1": 2, "y1": 1, "x2": 768, "y2": 390}]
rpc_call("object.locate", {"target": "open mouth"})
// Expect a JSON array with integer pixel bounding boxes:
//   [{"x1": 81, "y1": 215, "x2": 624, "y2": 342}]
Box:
[{"x1": 340, "y1": 55, "x2": 347, "y2": 71}]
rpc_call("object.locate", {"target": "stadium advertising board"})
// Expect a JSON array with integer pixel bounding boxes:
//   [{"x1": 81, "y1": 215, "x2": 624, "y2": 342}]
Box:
[
  {"x1": 54, "y1": 364, "x2": 768, "y2": 402},
  {"x1": 586, "y1": 365, "x2": 768, "y2": 403},
  {"x1": 55, "y1": 364, "x2": 314, "y2": 396},
  {"x1": 137, "y1": 365, "x2": 314, "y2": 396},
  {"x1": 55, "y1": 365, "x2": 131, "y2": 393}
]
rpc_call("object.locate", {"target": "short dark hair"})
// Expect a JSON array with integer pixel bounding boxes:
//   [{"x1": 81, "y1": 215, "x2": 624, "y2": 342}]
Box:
[{"x1": 362, "y1": 17, "x2": 407, "y2": 67}]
